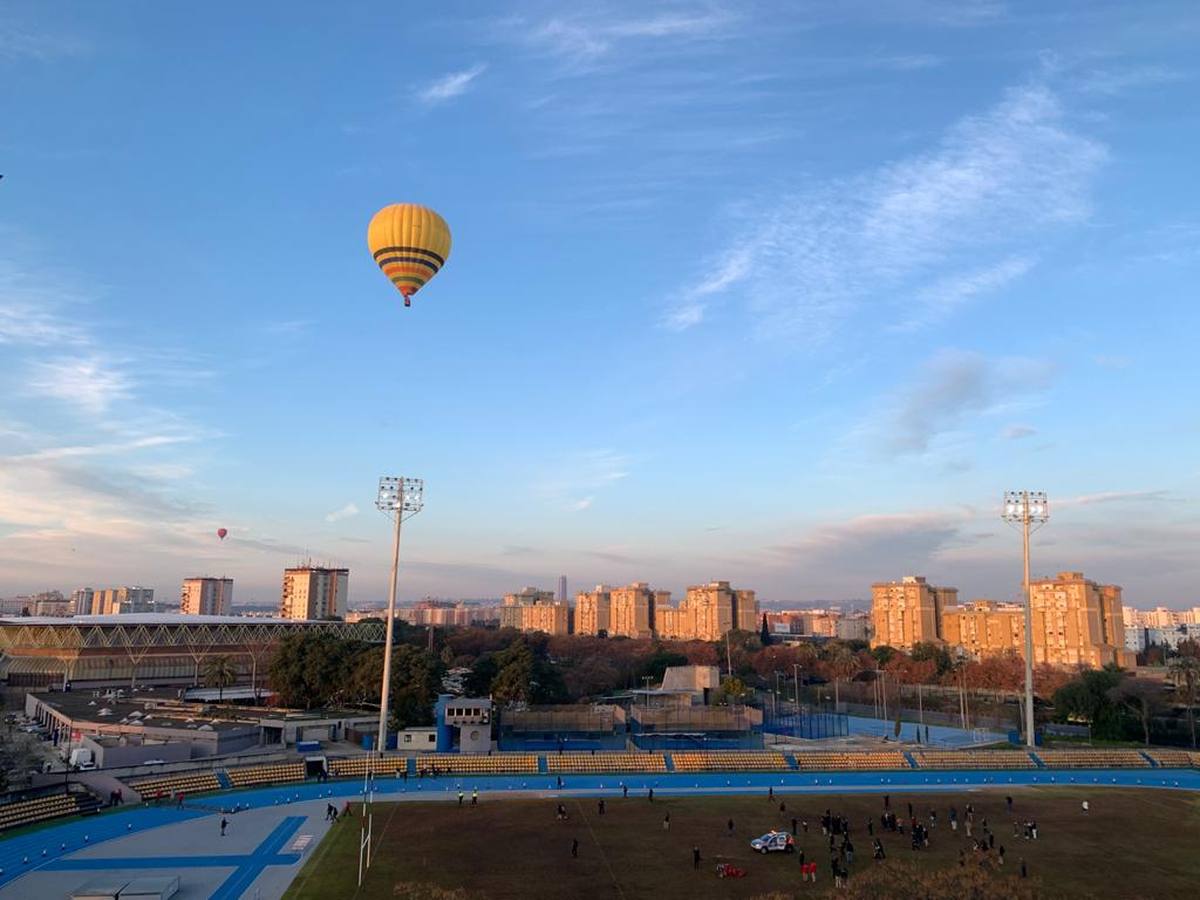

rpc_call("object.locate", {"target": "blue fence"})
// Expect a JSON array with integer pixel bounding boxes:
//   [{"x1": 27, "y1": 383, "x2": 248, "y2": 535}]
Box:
[
  {"x1": 498, "y1": 734, "x2": 628, "y2": 752},
  {"x1": 765, "y1": 711, "x2": 849, "y2": 740},
  {"x1": 630, "y1": 733, "x2": 764, "y2": 751}
]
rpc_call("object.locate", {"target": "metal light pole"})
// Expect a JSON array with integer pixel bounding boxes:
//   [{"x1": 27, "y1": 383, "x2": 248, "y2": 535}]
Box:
[
  {"x1": 1003, "y1": 490, "x2": 1049, "y2": 748},
  {"x1": 375, "y1": 476, "x2": 424, "y2": 755}
]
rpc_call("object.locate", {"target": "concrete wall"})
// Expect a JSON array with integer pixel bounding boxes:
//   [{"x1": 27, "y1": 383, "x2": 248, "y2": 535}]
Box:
[{"x1": 84, "y1": 736, "x2": 191, "y2": 768}]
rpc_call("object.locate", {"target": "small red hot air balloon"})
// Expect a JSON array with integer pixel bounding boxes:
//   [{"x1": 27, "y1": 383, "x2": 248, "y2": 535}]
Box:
[{"x1": 216, "y1": 528, "x2": 228, "y2": 541}]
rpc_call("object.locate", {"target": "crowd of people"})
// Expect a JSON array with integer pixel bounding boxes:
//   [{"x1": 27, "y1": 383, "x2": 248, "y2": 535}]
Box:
[{"x1": 555, "y1": 787, "x2": 1041, "y2": 890}]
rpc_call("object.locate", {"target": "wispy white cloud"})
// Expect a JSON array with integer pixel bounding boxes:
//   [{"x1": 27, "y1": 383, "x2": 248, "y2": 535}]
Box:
[
  {"x1": 1076, "y1": 65, "x2": 1184, "y2": 96},
  {"x1": 0, "y1": 244, "x2": 218, "y2": 580},
  {"x1": 663, "y1": 248, "x2": 751, "y2": 330},
  {"x1": 1001, "y1": 424, "x2": 1037, "y2": 440},
  {"x1": 0, "y1": 259, "x2": 91, "y2": 345},
  {"x1": 665, "y1": 83, "x2": 1105, "y2": 337},
  {"x1": 261, "y1": 319, "x2": 315, "y2": 337},
  {"x1": 5, "y1": 434, "x2": 192, "y2": 463},
  {"x1": 418, "y1": 63, "x2": 487, "y2": 105},
  {"x1": 527, "y1": 9, "x2": 738, "y2": 64},
  {"x1": 324, "y1": 502, "x2": 360, "y2": 523},
  {"x1": 0, "y1": 23, "x2": 88, "y2": 62},
  {"x1": 878, "y1": 54, "x2": 942, "y2": 71},
  {"x1": 27, "y1": 357, "x2": 134, "y2": 415},
  {"x1": 536, "y1": 449, "x2": 630, "y2": 511},
  {"x1": 817, "y1": 0, "x2": 1008, "y2": 28},
  {"x1": 894, "y1": 256, "x2": 1033, "y2": 331},
  {"x1": 1058, "y1": 490, "x2": 1174, "y2": 508}
]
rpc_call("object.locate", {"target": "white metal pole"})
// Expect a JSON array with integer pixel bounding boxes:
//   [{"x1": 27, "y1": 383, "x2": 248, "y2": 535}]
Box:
[
  {"x1": 1021, "y1": 492, "x2": 1036, "y2": 748},
  {"x1": 377, "y1": 509, "x2": 403, "y2": 755}
]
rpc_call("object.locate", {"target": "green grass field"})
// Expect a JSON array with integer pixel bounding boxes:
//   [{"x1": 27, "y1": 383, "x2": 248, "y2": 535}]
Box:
[{"x1": 284, "y1": 787, "x2": 1200, "y2": 899}]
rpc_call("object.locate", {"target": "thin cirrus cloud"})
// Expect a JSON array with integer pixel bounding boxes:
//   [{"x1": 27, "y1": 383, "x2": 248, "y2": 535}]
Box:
[
  {"x1": 535, "y1": 449, "x2": 630, "y2": 511},
  {"x1": 525, "y1": 8, "x2": 739, "y2": 64},
  {"x1": 1001, "y1": 424, "x2": 1037, "y2": 440},
  {"x1": 0, "y1": 23, "x2": 88, "y2": 62},
  {"x1": 27, "y1": 357, "x2": 134, "y2": 415},
  {"x1": 1075, "y1": 65, "x2": 1183, "y2": 96},
  {"x1": 893, "y1": 256, "x2": 1034, "y2": 332},
  {"x1": 417, "y1": 63, "x2": 488, "y2": 105},
  {"x1": 663, "y1": 82, "x2": 1106, "y2": 335},
  {"x1": 0, "y1": 246, "x2": 215, "y2": 583}
]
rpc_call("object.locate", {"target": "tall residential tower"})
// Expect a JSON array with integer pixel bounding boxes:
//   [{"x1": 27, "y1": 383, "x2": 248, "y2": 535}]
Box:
[{"x1": 280, "y1": 566, "x2": 348, "y2": 620}]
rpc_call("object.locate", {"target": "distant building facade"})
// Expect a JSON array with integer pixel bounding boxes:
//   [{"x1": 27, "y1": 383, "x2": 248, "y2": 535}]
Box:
[
  {"x1": 397, "y1": 600, "x2": 484, "y2": 627},
  {"x1": 500, "y1": 587, "x2": 570, "y2": 636},
  {"x1": 871, "y1": 571, "x2": 1134, "y2": 668},
  {"x1": 1128, "y1": 622, "x2": 1200, "y2": 653},
  {"x1": 71, "y1": 588, "x2": 95, "y2": 616},
  {"x1": 77, "y1": 587, "x2": 155, "y2": 616},
  {"x1": 941, "y1": 600, "x2": 1025, "y2": 659},
  {"x1": 657, "y1": 581, "x2": 757, "y2": 642},
  {"x1": 31, "y1": 591, "x2": 72, "y2": 616},
  {"x1": 181, "y1": 577, "x2": 233, "y2": 616},
  {"x1": 870, "y1": 576, "x2": 958, "y2": 651},
  {"x1": 1123, "y1": 605, "x2": 1200, "y2": 628},
  {"x1": 574, "y1": 586, "x2": 612, "y2": 636},
  {"x1": 835, "y1": 613, "x2": 872, "y2": 642},
  {"x1": 280, "y1": 567, "x2": 348, "y2": 620},
  {"x1": 609, "y1": 582, "x2": 670, "y2": 639},
  {"x1": 1026, "y1": 571, "x2": 1130, "y2": 668}
]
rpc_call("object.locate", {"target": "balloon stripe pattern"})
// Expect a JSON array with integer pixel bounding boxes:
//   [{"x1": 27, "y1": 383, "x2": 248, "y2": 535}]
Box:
[{"x1": 367, "y1": 204, "x2": 452, "y2": 306}]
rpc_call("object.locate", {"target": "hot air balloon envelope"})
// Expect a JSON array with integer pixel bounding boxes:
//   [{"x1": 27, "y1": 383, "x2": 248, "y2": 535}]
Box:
[
  {"x1": 367, "y1": 204, "x2": 452, "y2": 306},
  {"x1": 217, "y1": 528, "x2": 228, "y2": 540}
]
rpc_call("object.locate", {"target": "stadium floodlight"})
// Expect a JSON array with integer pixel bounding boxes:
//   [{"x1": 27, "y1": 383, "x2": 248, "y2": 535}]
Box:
[
  {"x1": 1002, "y1": 491, "x2": 1049, "y2": 749},
  {"x1": 375, "y1": 477, "x2": 424, "y2": 757}
]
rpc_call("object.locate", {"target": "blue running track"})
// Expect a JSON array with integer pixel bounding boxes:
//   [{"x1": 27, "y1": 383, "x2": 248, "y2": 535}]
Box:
[{"x1": 3, "y1": 768, "x2": 1198, "y2": 896}]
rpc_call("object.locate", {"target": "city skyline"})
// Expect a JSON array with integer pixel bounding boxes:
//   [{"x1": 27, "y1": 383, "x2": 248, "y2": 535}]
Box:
[{"x1": 2, "y1": 3, "x2": 1199, "y2": 607}]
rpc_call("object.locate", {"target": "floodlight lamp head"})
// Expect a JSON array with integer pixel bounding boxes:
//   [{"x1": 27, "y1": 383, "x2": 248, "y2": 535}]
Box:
[
  {"x1": 376, "y1": 476, "x2": 425, "y2": 515},
  {"x1": 1001, "y1": 489, "x2": 1050, "y2": 523}
]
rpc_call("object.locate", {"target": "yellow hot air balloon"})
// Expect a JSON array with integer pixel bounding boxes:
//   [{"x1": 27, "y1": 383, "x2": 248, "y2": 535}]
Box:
[{"x1": 367, "y1": 204, "x2": 452, "y2": 307}]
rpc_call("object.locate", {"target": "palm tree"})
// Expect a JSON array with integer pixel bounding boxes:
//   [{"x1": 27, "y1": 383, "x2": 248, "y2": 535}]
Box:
[
  {"x1": 203, "y1": 654, "x2": 238, "y2": 703},
  {"x1": 828, "y1": 646, "x2": 861, "y2": 710},
  {"x1": 1169, "y1": 656, "x2": 1200, "y2": 749}
]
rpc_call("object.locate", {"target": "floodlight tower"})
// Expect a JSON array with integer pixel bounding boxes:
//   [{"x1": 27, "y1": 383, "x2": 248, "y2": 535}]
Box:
[
  {"x1": 1002, "y1": 490, "x2": 1049, "y2": 748},
  {"x1": 375, "y1": 476, "x2": 424, "y2": 754}
]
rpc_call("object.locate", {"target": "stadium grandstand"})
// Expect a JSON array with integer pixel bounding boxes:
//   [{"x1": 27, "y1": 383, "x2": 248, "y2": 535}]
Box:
[
  {"x1": 0, "y1": 614, "x2": 384, "y2": 689},
  {"x1": 4, "y1": 747, "x2": 1200, "y2": 838}
]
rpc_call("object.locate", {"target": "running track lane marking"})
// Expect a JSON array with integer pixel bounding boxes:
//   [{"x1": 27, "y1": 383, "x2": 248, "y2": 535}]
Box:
[
  {"x1": 42, "y1": 816, "x2": 305, "y2": 900},
  {"x1": 573, "y1": 798, "x2": 627, "y2": 900},
  {"x1": 210, "y1": 816, "x2": 307, "y2": 900}
]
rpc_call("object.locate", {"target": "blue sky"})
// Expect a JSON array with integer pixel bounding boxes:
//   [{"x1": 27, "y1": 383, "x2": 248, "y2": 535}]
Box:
[{"x1": 1, "y1": 1, "x2": 1198, "y2": 609}]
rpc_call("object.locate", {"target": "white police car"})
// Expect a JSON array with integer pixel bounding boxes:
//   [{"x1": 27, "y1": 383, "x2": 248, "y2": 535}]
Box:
[{"x1": 749, "y1": 830, "x2": 795, "y2": 854}]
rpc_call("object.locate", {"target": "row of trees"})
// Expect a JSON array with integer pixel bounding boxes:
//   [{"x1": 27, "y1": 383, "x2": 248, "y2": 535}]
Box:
[
  {"x1": 263, "y1": 622, "x2": 1200, "y2": 747},
  {"x1": 1051, "y1": 649, "x2": 1200, "y2": 746}
]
